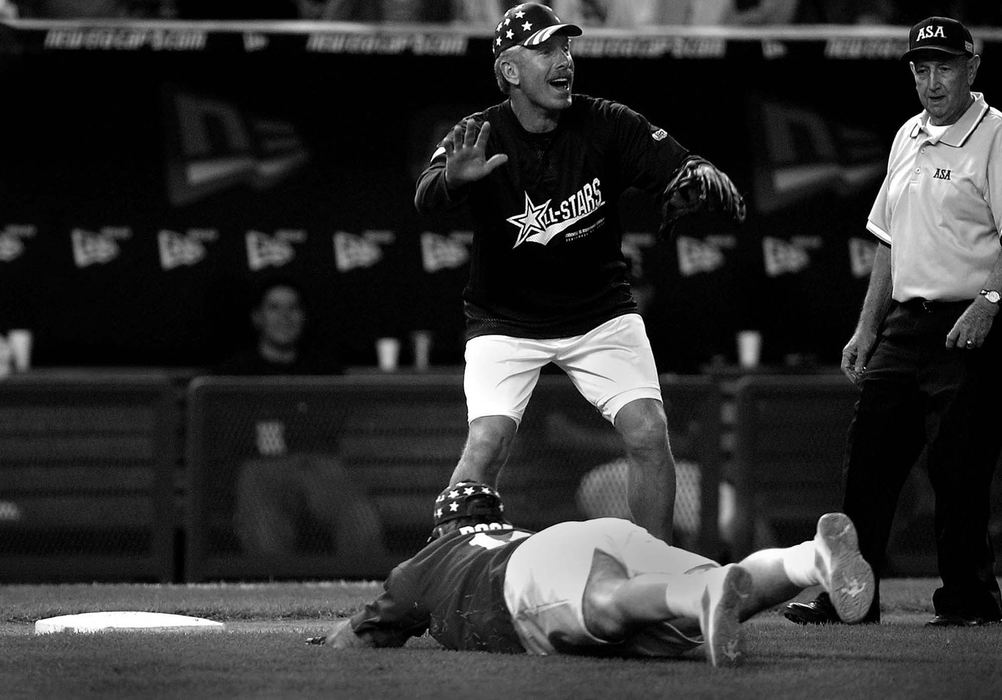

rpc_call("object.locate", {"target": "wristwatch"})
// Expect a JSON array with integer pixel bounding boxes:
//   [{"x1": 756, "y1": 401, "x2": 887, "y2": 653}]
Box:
[{"x1": 980, "y1": 289, "x2": 1001, "y2": 304}]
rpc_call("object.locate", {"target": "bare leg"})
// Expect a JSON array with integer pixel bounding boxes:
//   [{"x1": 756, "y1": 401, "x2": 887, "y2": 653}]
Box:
[
  {"x1": 737, "y1": 512, "x2": 875, "y2": 624},
  {"x1": 614, "y1": 398, "x2": 676, "y2": 542},
  {"x1": 582, "y1": 551, "x2": 749, "y2": 667},
  {"x1": 580, "y1": 514, "x2": 874, "y2": 666},
  {"x1": 732, "y1": 549, "x2": 803, "y2": 620},
  {"x1": 448, "y1": 415, "x2": 517, "y2": 487}
]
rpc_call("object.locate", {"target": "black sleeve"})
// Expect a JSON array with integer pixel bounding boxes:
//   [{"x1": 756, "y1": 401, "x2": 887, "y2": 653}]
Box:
[
  {"x1": 348, "y1": 578, "x2": 430, "y2": 647},
  {"x1": 606, "y1": 101, "x2": 690, "y2": 196},
  {"x1": 414, "y1": 155, "x2": 461, "y2": 215},
  {"x1": 413, "y1": 113, "x2": 488, "y2": 214}
]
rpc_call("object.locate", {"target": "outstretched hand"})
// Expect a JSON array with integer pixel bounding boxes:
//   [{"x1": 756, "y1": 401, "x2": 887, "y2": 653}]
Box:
[
  {"x1": 306, "y1": 620, "x2": 375, "y2": 650},
  {"x1": 444, "y1": 120, "x2": 509, "y2": 189}
]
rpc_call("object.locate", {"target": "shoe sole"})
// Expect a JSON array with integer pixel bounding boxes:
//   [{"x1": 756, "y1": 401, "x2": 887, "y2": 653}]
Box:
[
  {"x1": 700, "y1": 564, "x2": 752, "y2": 668},
  {"x1": 815, "y1": 513, "x2": 875, "y2": 624}
]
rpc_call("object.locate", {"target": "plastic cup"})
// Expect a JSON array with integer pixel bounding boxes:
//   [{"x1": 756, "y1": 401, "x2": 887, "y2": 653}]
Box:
[
  {"x1": 7, "y1": 329, "x2": 32, "y2": 372},
  {"x1": 737, "y1": 330, "x2": 762, "y2": 368},
  {"x1": 376, "y1": 337, "x2": 401, "y2": 372}
]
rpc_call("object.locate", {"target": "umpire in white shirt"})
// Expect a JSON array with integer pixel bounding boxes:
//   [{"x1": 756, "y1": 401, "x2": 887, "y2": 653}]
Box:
[{"x1": 786, "y1": 16, "x2": 1002, "y2": 628}]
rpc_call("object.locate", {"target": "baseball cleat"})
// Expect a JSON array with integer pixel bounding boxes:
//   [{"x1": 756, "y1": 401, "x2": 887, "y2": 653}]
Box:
[
  {"x1": 813, "y1": 513, "x2": 874, "y2": 624},
  {"x1": 699, "y1": 564, "x2": 752, "y2": 668}
]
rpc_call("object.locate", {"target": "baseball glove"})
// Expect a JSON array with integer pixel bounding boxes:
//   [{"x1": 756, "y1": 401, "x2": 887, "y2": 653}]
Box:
[{"x1": 659, "y1": 156, "x2": 746, "y2": 238}]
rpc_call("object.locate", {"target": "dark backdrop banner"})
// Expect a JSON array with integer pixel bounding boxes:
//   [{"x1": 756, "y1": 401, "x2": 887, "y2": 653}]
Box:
[{"x1": 1, "y1": 22, "x2": 999, "y2": 370}]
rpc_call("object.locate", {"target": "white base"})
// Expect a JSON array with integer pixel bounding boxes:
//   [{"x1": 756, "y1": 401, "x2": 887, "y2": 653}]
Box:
[{"x1": 35, "y1": 611, "x2": 225, "y2": 634}]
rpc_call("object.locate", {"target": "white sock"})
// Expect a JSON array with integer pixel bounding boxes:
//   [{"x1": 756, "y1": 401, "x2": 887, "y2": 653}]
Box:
[
  {"x1": 664, "y1": 569, "x2": 717, "y2": 619},
  {"x1": 780, "y1": 541, "x2": 822, "y2": 588}
]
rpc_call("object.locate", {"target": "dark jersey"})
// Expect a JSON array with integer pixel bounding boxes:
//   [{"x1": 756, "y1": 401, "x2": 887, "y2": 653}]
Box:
[
  {"x1": 414, "y1": 95, "x2": 689, "y2": 340},
  {"x1": 349, "y1": 525, "x2": 534, "y2": 652}
]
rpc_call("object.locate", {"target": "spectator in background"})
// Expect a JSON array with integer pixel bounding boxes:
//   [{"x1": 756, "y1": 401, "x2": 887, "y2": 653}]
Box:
[
  {"x1": 215, "y1": 277, "x2": 341, "y2": 376},
  {"x1": 12, "y1": 0, "x2": 156, "y2": 17},
  {"x1": 214, "y1": 277, "x2": 388, "y2": 568},
  {"x1": 0, "y1": 0, "x2": 17, "y2": 19},
  {"x1": 715, "y1": 0, "x2": 800, "y2": 25},
  {"x1": 551, "y1": 0, "x2": 691, "y2": 27},
  {"x1": 451, "y1": 0, "x2": 517, "y2": 26},
  {"x1": 794, "y1": 1, "x2": 1002, "y2": 26},
  {"x1": 173, "y1": 0, "x2": 300, "y2": 19},
  {"x1": 309, "y1": 0, "x2": 450, "y2": 22}
]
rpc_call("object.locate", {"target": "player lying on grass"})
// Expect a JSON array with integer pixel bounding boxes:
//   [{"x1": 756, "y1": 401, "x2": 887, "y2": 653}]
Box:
[{"x1": 309, "y1": 482, "x2": 874, "y2": 667}]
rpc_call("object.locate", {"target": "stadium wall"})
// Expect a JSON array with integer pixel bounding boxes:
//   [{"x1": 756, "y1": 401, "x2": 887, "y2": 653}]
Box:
[
  {"x1": 2, "y1": 22, "x2": 1001, "y2": 372},
  {"x1": 2, "y1": 370, "x2": 999, "y2": 583}
]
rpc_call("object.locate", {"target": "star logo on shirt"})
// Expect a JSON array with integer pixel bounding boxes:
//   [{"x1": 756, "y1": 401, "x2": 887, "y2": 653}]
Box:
[
  {"x1": 522, "y1": 21, "x2": 532, "y2": 31},
  {"x1": 506, "y1": 193, "x2": 551, "y2": 248}
]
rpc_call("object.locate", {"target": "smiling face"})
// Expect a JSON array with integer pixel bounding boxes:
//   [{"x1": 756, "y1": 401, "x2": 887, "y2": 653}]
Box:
[
  {"x1": 502, "y1": 35, "x2": 575, "y2": 131},
  {"x1": 910, "y1": 52, "x2": 980, "y2": 126}
]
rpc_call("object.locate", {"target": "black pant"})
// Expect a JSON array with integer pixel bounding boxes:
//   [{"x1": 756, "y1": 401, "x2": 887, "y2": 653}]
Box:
[{"x1": 842, "y1": 299, "x2": 1002, "y2": 620}]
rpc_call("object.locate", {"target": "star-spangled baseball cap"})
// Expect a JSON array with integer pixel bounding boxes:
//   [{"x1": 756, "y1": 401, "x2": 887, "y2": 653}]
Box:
[
  {"x1": 493, "y1": 2, "x2": 582, "y2": 58},
  {"x1": 902, "y1": 16, "x2": 975, "y2": 61}
]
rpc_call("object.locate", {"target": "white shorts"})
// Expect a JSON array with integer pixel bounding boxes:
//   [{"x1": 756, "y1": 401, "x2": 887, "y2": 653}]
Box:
[
  {"x1": 464, "y1": 314, "x2": 662, "y2": 426},
  {"x1": 502, "y1": 518, "x2": 717, "y2": 656}
]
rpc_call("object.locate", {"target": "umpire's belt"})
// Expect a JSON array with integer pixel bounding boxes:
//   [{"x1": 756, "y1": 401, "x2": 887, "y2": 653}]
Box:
[{"x1": 898, "y1": 298, "x2": 973, "y2": 314}]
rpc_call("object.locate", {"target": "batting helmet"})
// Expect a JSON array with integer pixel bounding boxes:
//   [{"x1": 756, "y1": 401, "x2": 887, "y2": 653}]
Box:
[{"x1": 429, "y1": 481, "x2": 510, "y2": 540}]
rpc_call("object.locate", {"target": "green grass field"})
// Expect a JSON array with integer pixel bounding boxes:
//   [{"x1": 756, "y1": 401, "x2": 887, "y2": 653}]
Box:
[{"x1": 2, "y1": 579, "x2": 1000, "y2": 699}]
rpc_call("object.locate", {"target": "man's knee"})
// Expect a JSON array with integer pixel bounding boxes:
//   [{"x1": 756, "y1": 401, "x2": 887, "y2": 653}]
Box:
[
  {"x1": 582, "y1": 550, "x2": 631, "y2": 640},
  {"x1": 615, "y1": 400, "x2": 669, "y2": 454}
]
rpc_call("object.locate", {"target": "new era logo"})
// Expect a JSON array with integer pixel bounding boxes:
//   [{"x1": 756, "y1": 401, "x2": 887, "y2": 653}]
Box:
[
  {"x1": 165, "y1": 91, "x2": 310, "y2": 207},
  {"x1": 243, "y1": 33, "x2": 269, "y2": 52},
  {"x1": 333, "y1": 231, "x2": 395, "y2": 272},
  {"x1": 763, "y1": 236, "x2": 811, "y2": 277},
  {"x1": 246, "y1": 229, "x2": 306, "y2": 271},
  {"x1": 71, "y1": 227, "x2": 131, "y2": 268},
  {"x1": 420, "y1": 231, "x2": 472, "y2": 272},
  {"x1": 158, "y1": 229, "x2": 218, "y2": 270},
  {"x1": 677, "y1": 236, "x2": 726, "y2": 276},
  {"x1": 621, "y1": 232, "x2": 654, "y2": 279},
  {"x1": 0, "y1": 224, "x2": 35, "y2": 263}
]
